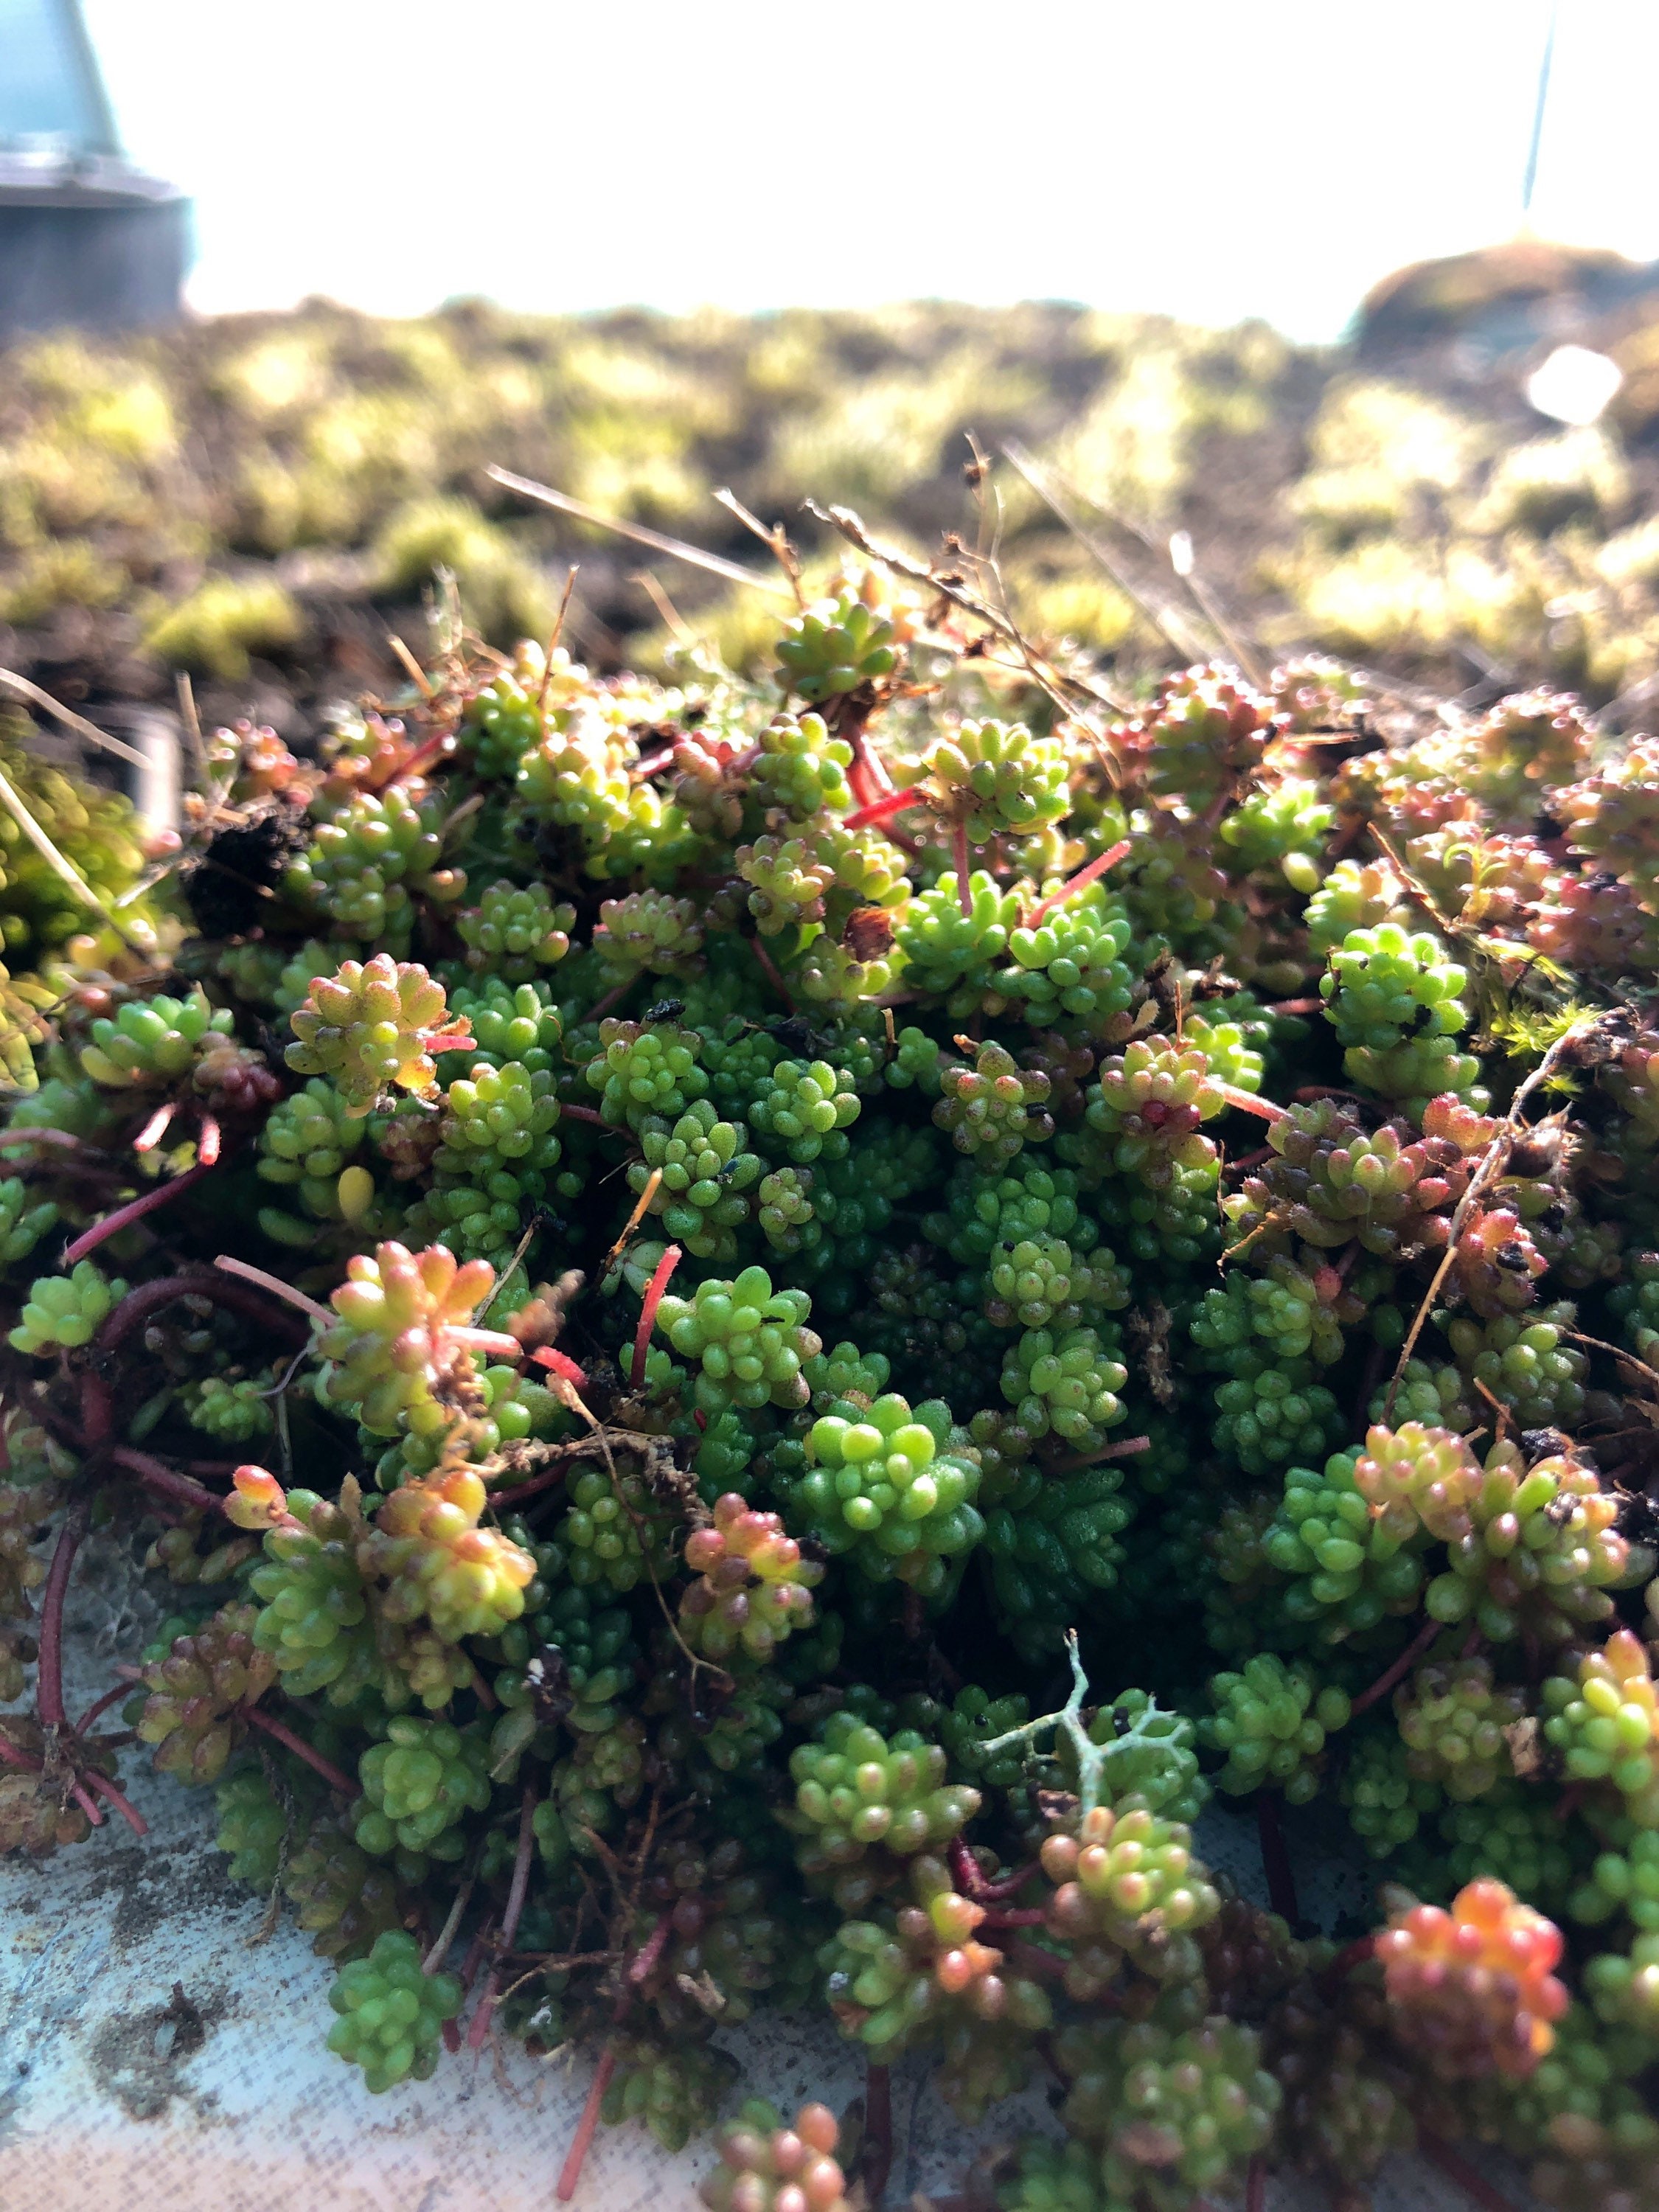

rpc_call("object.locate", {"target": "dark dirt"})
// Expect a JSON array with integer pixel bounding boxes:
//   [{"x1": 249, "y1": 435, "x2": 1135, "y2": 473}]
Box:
[{"x1": 85, "y1": 1980, "x2": 229, "y2": 2123}]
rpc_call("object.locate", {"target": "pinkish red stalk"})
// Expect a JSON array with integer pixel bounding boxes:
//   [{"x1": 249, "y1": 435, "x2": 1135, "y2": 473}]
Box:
[
  {"x1": 80, "y1": 1768, "x2": 148, "y2": 1837},
  {"x1": 1225, "y1": 1145, "x2": 1275, "y2": 1175},
  {"x1": 385, "y1": 727, "x2": 455, "y2": 787},
  {"x1": 844, "y1": 787, "x2": 922, "y2": 830},
  {"x1": 1246, "y1": 2155, "x2": 1266, "y2": 2212},
  {"x1": 468, "y1": 1788, "x2": 539, "y2": 2052},
  {"x1": 953, "y1": 819, "x2": 973, "y2": 919},
  {"x1": 557, "y1": 2047, "x2": 617, "y2": 2202},
  {"x1": 583, "y1": 977, "x2": 639, "y2": 1026},
  {"x1": 532, "y1": 1346, "x2": 588, "y2": 1388},
  {"x1": 0, "y1": 1126, "x2": 80, "y2": 1151},
  {"x1": 1256, "y1": 1789, "x2": 1298, "y2": 1927},
  {"x1": 197, "y1": 1113, "x2": 221, "y2": 1167},
  {"x1": 242, "y1": 1703, "x2": 361, "y2": 1796},
  {"x1": 947, "y1": 1840, "x2": 1038, "y2": 1903},
  {"x1": 489, "y1": 1466, "x2": 569, "y2": 1509},
  {"x1": 110, "y1": 1446, "x2": 226, "y2": 1517},
  {"x1": 1350, "y1": 1612, "x2": 1442, "y2": 1718},
  {"x1": 131, "y1": 1099, "x2": 177, "y2": 1152},
  {"x1": 844, "y1": 720, "x2": 894, "y2": 807},
  {"x1": 62, "y1": 1160, "x2": 214, "y2": 1266},
  {"x1": 559, "y1": 1104, "x2": 609, "y2": 1127},
  {"x1": 626, "y1": 1908, "x2": 675, "y2": 1987},
  {"x1": 35, "y1": 1504, "x2": 88, "y2": 1731},
  {"x1": 1420, "y1": 2134, "x2": 1520, "y2": 2212},
  {"x1": 450, "y1": 1325, "x2": 527, "y2": 1362},
  {"x1": 631, "y1": 1244, "x2": 681, "y2": 1389},
  {"x1": 69, "y1": 1779, "x2": 104, "y2": 1827},
  {"x1": 1213, "y1": 1082, "x2": 1288, "y2": 1123},
  {"x1": 76, "y1": 1680, "x2": 135, "y2": 1736},
  {"x1": 1023, "y1": 838, "x2": 1133, "y2": 928},
  {"x1": 213, "y1": 1256, "x2": 332, "y2": 1326},
  {"x1": 97, "y1": 1269, "x2": 308, "y2": 1355},
  {"x1": 748, "y1": 933, "x2": 794, "y2": 1009},
  {"x1": 80, "y1": 1367, "x2": 114, "y2": 1451},
  {"x1": 862, "y1": 2059, "x2": 893, "y2": 2208},
  {"x1": 442, "y1": 1917, "x2": 496, "y2": 2052}
]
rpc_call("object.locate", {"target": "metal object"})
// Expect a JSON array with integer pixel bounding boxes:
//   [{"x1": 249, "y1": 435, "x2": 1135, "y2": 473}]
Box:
[{"x1": 0, "y1": 0, "x2": 191, "y2": 335}]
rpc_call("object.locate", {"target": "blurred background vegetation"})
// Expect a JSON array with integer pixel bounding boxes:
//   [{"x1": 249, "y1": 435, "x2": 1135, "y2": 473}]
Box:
[{"x1": 7, "y1": 279, "x2": 1659, "y2": 733}]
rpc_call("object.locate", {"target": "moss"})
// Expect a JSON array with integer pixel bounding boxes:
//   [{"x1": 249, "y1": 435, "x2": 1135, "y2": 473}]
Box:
[{"x1": 144, "y1": 576, "x2": 305, "y2": 679}]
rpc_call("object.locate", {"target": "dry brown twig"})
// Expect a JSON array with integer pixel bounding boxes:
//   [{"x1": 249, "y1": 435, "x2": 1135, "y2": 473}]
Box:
[
  {"x1": 801, "y1": 497, "x2": 1124, "y2": 723},
  {"x1": 0, "y1": 762, "x2": 152, "y2": 956},
  {"x1": 714, "y1": 486, "x2": 806, "y2": 607},
  {"x1": 0, "y1": 664, "x2": 150, "y2": 770},
  {"x1": 999, "y1": 442, "x2": 1202, "y2": 665},
  {"x1": 487, "y1": 465, "x2": 794, "y2": 600},
  {"x1": 1382, "y1": 1015, "x2": 1615, "y2": 1421}
]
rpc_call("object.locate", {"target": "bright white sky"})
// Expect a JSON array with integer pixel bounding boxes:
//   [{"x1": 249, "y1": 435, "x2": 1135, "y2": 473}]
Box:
[{"x1": 84, "y1": 0, "x2": 1659, "y2": 341}]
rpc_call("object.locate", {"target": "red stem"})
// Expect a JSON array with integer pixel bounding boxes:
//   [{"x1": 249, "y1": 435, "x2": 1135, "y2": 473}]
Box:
[
  {"x1": 110, "y1": 1446, "x2": 226, "y2": 1517},
  {"x1": 36, "y1": 1503, "x2": 88, "y2": 1731},
  {"x1": 1213, "y1": 1082, "x2": 1288, "y2": 1124},
  {"x1": 1246, "y1": 2155, "x2": 1266, "y2": 2212},
  {"x1": 1267, "y1": 998, "x2": 1324, "y2": 1015},
  {"x1": 469, "y1": 1787, "x2": 538, "y2": 2051},
  {"x1": 97, "y1": 1269, "x2": 308, "y2": 1355},
  {"x1": 241, "y1": 1703, "x2": 361, "y2": 1796},
  {"x1": 76, "y1": 1680, "x2": 134, "y2": 1736},
  {"x1": 132, "y1": 1099, "x2": 177, "y2": 1152},
  {"x1": 197, "y1": 1113, "x2": 221, "y2": 1167},
  {"x1": 844, "y1": 787, "x2": 923, "y2": 830},
  {"x1": 559, "y1": 1105, "x2": 611, "y2": 1127},
  {"x1": 953, "y1": 819, "x2": 973, "y2": 919},
  {"x1": 631, "y1": 1244, "x2": 681, "y2": 1389},
  {"x1": 80, "y1": 1767, "x2": 149, "y2": 1837},
  {"x1": 1023, "y1": 838, "x2": 1133, "y2": 928},
  {"x1": 556, "y1": 2047, "x2": 617, "y2": 2202},
  {"x1": 213, "y1": 1256, "x2": 331, "y2": 1326},
  {"x1": 748, "y1": 933, "x2": 794, "y2": 1009},
  {"x1": 442, "y1": 1916, "x2": 496, "y2": 2052},
  {"x1": 1256, "y1": 1789, "x2": 1299, "y2": 1927},
  {"x1": 69, "y1": 1778, "x2": 104, "y2": 1827},
  {"x1": 979, "y1": 1905, "x2": 1048, "y2": 1927},
  {"x1": 626, "y1": 1907, "x2": 675, "y2": 1988},
  {"x1": 500, "y1": 1787, "x2": 537, "y2": 1950},
  {"x1": 861, "y1": 2059, "x2": 893, "y2": 2209},
  {"x1": 583, "y1": 977, "x2": 639, "y2": 1027},
  {"x1": 1005, "y1": 1941, "x2": 1068, "y2": 1984},
  {"x1": 1050, "y1": 1433, "x2": 1151, "y2": 1472},
  {"x1": 0, "y1": 1127, "x2": 80, "y2": 1151},
  {"x1": 1554, "y1": 1781, "x2": 1586, "y2": 1824},
  {"x1": 80, "y1": 1367, "x2": 114, "y2": 1451},
  {"x1": 1350, "y1": 1613, "x2": 1443, "y2": 1718},
  {"x1": 844, "y1": 717, "x2": 894, "y2": 804},
  {"x1": 630, "y1": 745, "x2": 676, "y2": 780},
  {"x1": 62, "y1": 1161, "x2": 215, "y2": 1266},
  {"x1": 385, "y1": 726, "x2": 455, "y2": 787},
  {"x1": 0, "y1": 1729, "x2": 41, "y2": 1770},
  {"x1": 949, "y1": 1841, "x2": 1040, "y2": 1904},
  {"x1": 490, "y1": 1465, "x2": 569, "y2": 1509},
  {"x1": 1420, "y1": 2134, "x2": 1520, "y2": 2212}
]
